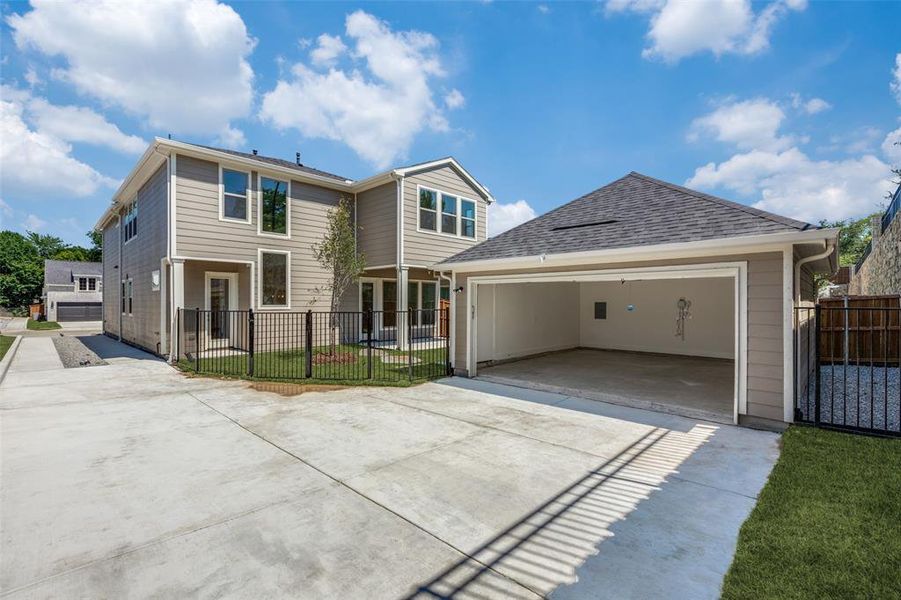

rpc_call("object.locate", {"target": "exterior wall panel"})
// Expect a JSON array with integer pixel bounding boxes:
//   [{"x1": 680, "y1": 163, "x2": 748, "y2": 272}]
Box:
[{"x1": 356, "y1": 182, "x2": 397, "y2": 267}]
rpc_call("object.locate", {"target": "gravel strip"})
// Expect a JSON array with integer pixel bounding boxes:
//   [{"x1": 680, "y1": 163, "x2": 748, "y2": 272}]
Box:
[
  {"x1": 799, "y1": 365, "x2": 900, "y2": 432},
  {"x1": 52, "y1": 335, "x2": 108, "y2": 368}
]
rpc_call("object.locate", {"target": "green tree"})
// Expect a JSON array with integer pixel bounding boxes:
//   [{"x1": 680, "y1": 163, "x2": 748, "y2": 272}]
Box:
[
  {"x1": 311, "y1": 197, "x2": 366, "y2": 352},
  {"x1": 0, "y1": 231, "x2": 44, "y2": 312},
  {"x1": 86, "y1": 229, "x2": 103, "y2": 262},
  {"x1": 25, "y1": 232, "x2": 67, "y2": 260},
  {"x1": 819, "y1": 213, "x2": 879, "y2": 267}
]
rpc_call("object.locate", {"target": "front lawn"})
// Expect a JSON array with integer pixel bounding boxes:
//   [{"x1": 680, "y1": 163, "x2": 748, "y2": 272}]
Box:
[
  {"x1": 26, "y1": 319, "x2": 61, "y2": 330},
  {"x1": 177, "y1": 343, "x2": 449, "y2": 385},
  {"x1": 722, "y1": 426, "x2": 901, "y2": 599},
  {"x1": 0, "y1": 335, "x2": 14, "y2": 360}
]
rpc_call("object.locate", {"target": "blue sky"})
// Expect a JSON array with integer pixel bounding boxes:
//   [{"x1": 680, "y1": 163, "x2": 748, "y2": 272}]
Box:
[{"x1": 1, "y1": 0, "x2": 899, "y2": 246}]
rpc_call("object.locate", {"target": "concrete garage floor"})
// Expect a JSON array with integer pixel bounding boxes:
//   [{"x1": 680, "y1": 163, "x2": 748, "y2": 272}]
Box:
[
  {"x1": 479, "y1": 348, "x2": 736, "y2": 424},
  {"x1": 0, "y1": 337, "x2": 778, "y2": 599}
]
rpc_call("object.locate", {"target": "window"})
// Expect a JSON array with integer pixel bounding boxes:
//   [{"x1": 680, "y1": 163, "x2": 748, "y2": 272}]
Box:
[
  {"x1": 461, "y1": 200, "x2": 476, "y2": 238},
  {"x1": 221, "y1": 168, "x2": 250, "y2": 222},
  {"x1": 421, "y1": 281, "x2": 437, "y2": 325},
  {"x1": 151, "y1": 270, "x2": 160, "y2": 292},
  {"x1": 121, "y1": 279, "x2": 133, "y2": 315},
  {"x1": 441, "y1": 194, "x2": 457, "y2": 235},
  {"x1": 407, "y1": 281, "x2": 438, "y2": 326},
  {"x1": 121, "y1": 281, "x2": 126, "y2": 314},
  {"x1": 419, "y1": 188, "x2": 437, "y2": 231},
  {"x1": 88, "y1": 278, "x2": 96, "y2": 291},
  {"x1": 260, "y1": 177, "x2": 288, "y2": 236},
  {"x1": 79, "y1": 278, "x2": 88, "y2": 291},
  {"x1": 260, "y1": 251, "x2": 289, "y2": 307},
  {"x1": 408, "y1": 282, "x2": 420, "y2": 326},
  {"x1": 123, "y1": 202, "x2": 138, "y2": 242},
  {"x1": 383, "y1": 281, "x2": 397, "y2": 328}
]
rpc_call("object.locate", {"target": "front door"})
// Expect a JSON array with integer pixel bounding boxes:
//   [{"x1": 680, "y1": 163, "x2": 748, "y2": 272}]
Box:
[{"x1": 205, "y1": 272, "x2": 238, "y2": 348}]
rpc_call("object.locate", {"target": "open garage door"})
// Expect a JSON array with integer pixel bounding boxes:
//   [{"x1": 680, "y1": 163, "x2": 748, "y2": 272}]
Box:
[
  {"x1": 467, "y1": 264, "x2": 747, "y2": 424},
  {"x1": 57, "y1": 302, "x2": 103, "y2": 321}
]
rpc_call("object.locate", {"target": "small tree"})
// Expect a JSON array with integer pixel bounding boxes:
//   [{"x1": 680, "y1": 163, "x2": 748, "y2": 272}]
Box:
[{"x1": 312, "y1": 196, "x2": 365, "y2": 353}]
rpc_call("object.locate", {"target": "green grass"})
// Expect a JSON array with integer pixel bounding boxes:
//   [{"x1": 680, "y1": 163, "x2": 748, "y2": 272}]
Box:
[
  {"x1": 176, "y1": 343, "x2": 449, "y2": 386},
  {"x1": 722, "y1": 426, "x2": 901, "y2": 599},
  {"x1": 0, "y1": 335, "x2": 14, "y2": 361},
  {"x1": 26, "y1": 319, "x2": 61, "y2": 330}
]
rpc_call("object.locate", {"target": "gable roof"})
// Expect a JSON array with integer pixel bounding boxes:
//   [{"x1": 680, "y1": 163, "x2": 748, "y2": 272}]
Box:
[
  {"x1": 192, "y1": 144, "x2": 351, "y2": 183},
  {"x1": 440, "y1": 172, "x2": 817, "y2": 265},
  {"x1": 44, "y1": 260, "x2": 102, "y2": 285}
]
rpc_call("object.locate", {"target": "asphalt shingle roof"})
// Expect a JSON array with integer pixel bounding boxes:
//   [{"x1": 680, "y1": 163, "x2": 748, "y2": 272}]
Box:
[
  {"x1": 44, "y1": 260, "x2": 102, "y2": 285},
  {"x1": 441, "y1": 172, "x2": 816, "y2": 264},
  {"x1": 194, "y1": 144, "x2": 351, "y2": 183}
]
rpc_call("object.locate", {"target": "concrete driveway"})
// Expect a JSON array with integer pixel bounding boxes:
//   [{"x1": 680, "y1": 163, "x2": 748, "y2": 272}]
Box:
[{"x1": 0, "y1": 336, "x2": 780, "y2": 599}]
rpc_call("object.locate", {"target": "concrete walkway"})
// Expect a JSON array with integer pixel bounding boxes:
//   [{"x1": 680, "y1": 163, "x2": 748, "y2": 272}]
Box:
[
  {"x1": 5, "y1": 337, "x2": 63, "y2": 372},
  {"x1": 0, "y1": 338, "x2": 780, "y2": 599}
]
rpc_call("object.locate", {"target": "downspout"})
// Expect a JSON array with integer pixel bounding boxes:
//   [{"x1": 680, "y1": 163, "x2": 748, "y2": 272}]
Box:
[
  {"x1": 159, "y1": 150, "x2": 171, "y2": 360},
  {"x1": 794, "y1": 240, "x2": 836, "y2": 304},
  {"x1": 117, "y1": 212, "x2": 123, "y2": 341}
]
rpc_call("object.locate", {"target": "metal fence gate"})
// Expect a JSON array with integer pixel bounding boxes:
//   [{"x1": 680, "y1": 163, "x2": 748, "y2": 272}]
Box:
[
  {"x1": 795, "y1": 304, "x2": 900, "y2": 436},
  {"x1": 177, "y1": 308, "x2": 452, "y2": 383}
]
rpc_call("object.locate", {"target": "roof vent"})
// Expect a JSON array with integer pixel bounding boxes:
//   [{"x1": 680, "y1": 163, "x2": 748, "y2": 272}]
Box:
[
  {"x1": 551, "y1": 220, "x2": 618, "y2": 232},
  {"x1": 252, "y1": 149, "x2": 258, "y2": 156}
]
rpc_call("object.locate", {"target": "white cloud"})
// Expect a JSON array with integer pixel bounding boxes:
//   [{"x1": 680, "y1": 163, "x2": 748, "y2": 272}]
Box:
[
  {"x1": 608, "y1": 0, "x2": 806, "y2": 63},
  {"x1": 8, "y1": 0, "x2": 255, "y2": 139},
  {"x1": 537, "y1": 4, "x2": 550, "y2": 14},
  {"x1": 26, "y1": 96, "x2": 146, "y2": 154},
  {"x1": 0, "y1": 87, "x2": 117, "y2": 198},
  {"x1": 23, "y1": 213, "x2": 47, "y2": 231},
  {"x1": 445, "y1": 89, "x2": 465, "y2": 110},
  {"x1": 883, "y1": 126, "x2": 901, "y2": 164},
  {"x1": 216, "y1": 125, "x2": 247, "y2": 148},
  {"x1": 688, "y1": 98, "x2": 792, "y2": 151},
  {"x1": 488, "y1": 199, "x2": 537, "y2": 237},
  {"x1": 24, "y1": 66, "x2": 40, "y2": 88},
  {"x1": 260, "y1": 10, "x2": 456, "y2": 168},
  {"x1": 803, "y1": 97, "x2": 831, "y2": 115},
  {"x1": 310, "y1": 34, "x2": 347, "y2": 67},
  {"x1": 892, "y1": 53, "x2": 901, "y2": 105}
]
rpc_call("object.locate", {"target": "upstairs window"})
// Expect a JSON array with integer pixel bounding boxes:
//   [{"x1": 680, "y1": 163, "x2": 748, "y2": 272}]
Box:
[
  {"x1": 221, "y1": 168, "x2": 250, "y2": 222},
  {"x1": 123, "y1": 201, "x2": 138, "y2": 242},
  {"x1": 441, "y1": 194, "x2": 457, "y2": 235},
  {"x1": 461, "y1": 200, "x2": 476, "y2": 238},
  {"x1": 419, "y1": 188, "x2": 437, "y2": 231},
  {"x1": 88, "y1": 278, "x2": 96, "y2": 291},
  {"x1": 78, "y1": 277, "x2": 97, "y2": 291},
  {"x1": 260, "y1": 177, "x2": 289, "y2": 236}
]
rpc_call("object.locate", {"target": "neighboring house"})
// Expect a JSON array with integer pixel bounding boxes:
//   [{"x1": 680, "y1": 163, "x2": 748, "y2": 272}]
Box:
[
  {"x1": 94, "y1": 138, "x2": 492, "y2": 356},
  {"x1": 849, "y1": 182, "x2": 901, "y2": 295},
  {"x1": 42, "y1": 260, "x2": 103, "y2": 322},
  {"x1": 437, "y1": 172, "x2": 839, "y2": 430}
]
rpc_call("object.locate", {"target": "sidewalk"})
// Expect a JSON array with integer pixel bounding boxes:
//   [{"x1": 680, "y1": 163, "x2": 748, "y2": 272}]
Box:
[{"x1": 7, "y1": 337, "x2": 63, "y2": 373}]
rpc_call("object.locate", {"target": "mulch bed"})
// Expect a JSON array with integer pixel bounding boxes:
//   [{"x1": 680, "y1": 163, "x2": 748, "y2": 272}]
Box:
[{"x1": 312, "y1": 351, "x2": 358, "y2": 365}]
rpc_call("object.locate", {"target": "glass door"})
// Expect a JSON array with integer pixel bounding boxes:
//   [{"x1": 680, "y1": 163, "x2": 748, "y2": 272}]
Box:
[{"x1": 209, "y1": 277, "x2": 230, "y2": 342}]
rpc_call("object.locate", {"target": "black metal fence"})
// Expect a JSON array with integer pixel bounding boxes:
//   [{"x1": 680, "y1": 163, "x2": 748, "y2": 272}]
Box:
[
  {"x1": 177, "y1": 308, "x2": 451, "y2": 383},
  {"x1": 795, "y1": 305, "x2": 900, "y2": 436}
]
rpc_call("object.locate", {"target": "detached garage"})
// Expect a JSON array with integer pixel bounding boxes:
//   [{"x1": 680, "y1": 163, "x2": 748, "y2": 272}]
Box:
[
  {"x1": 438, "y1": 173, "x2": 839, "y2": 429},
  {"x1": 57, "y1": 301, "x2": 103, "y2": 322}
]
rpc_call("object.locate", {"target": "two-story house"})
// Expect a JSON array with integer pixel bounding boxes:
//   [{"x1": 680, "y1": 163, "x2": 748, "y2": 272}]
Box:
[
  {"x1": 94, "y1": 138, "x2": 492, "y2": 357},
  {"x1": 42, "y1": 259, "x2": 103, "y2": 322}
]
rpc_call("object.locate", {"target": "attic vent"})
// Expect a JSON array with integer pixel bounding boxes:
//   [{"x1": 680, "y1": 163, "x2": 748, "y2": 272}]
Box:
[{"x1": 551, "y1": 220, "x2": 618, "y2": 231}]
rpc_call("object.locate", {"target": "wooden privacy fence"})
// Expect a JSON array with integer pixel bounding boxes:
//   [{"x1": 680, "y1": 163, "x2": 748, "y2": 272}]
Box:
[{"x1": 817, "y1": 296, "x2": 901, "y2": 366}]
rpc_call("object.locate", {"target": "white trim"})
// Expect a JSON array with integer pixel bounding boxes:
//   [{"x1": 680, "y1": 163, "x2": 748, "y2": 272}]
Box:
[
  {"x1": 397, "y1": 175, "x2": 404, "y2": 268},
  {"x1": 394, "y1": 157, "x2": 493, "y2": 202},
  {"x1": 170, "y1": 154, "x2": 177, "y2": 256},
  {"x1": 782, "y1": 246, "x2": 795, "y2": 423},
  {"x1": 364, "y1": 263, "x2": 398, "y2": 271},
  {"x1": 415, "y1": 184, "x2": 478, "y2": 240},
  {"x1": 256, "y1": 174, "x2": 292, "y2": 238},
  {"x1": 218, "y1": 165, "x2": 252, "y2": 224},
  {"x1": 464, "y1": 262, "x2": 748, "y2": 425},
  {"x1": 257, "y1": 248, "x2": 291, "y2": 309},
  {"x1": 441, "y1": 228, "x2": 841, "y2": 272}
]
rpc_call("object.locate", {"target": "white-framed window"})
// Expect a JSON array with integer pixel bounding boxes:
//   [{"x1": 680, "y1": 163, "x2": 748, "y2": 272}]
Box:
[
  {"x1": 79, "y1": 277, "x2": 88, "y2": 291},
  {"x1": 123, "y1": 201, "x2": 138, "y2": 242},
  {"x1": 258, "y1": 176, "x2": 290, "y2": 237},
  {"x1": 258, "y1": 249, "x2": 290, "y2": 308},
  {"x1": 408, "y1": 280, "x2": 438, "y2": 326},
  {"x1": 417, "y1": 185, "x2": 477, "y2": 239},
  {"x1": 121, "y1": 279, "x2": 133, "y2": 315},
  {"x1": 88, "y1": 278, "x2": 97, "y2": 291},
  {"x1": 220, "y1": 167, "x2": 251, "y2": 223}
]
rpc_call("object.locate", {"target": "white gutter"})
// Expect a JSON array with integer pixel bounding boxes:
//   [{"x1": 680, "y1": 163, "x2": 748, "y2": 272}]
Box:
[
  {"x1": 438, "y1": 228, "x2": 841, "y2": 272},
  {"x1": 116, "y1": 212, "x2": 122, "y2": 342},
  {"x1": 794, "y1": 239, "x2": 836, "y2": 303}
]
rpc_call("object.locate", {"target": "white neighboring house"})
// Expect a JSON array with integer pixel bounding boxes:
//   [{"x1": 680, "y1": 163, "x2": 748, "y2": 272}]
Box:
[{"x1": 42, "y1": 260, "x2": 103, "y2": 322}]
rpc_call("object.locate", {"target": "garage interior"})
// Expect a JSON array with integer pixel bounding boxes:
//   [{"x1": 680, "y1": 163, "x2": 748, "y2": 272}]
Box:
[{"x1": 473, "y1": 276, "x2": 737, "y2": 423}]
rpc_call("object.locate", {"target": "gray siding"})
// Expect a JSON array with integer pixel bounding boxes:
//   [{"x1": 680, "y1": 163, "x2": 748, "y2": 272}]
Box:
[
  {"x1": 105, "y1": 163, "x2": 168, "y2": 352},
  {"x1": 403, "y1": 165, "x2": 488, "y2": 266},
  {"x1": 175, "y1": 154, "x2": 343, "y2": 311},
  {"x1": 452, "y1": 252, "x2": 788, "y2": 422},
  {"x1": 356, "y1": 182, "x2": 397, "y2": 268}
]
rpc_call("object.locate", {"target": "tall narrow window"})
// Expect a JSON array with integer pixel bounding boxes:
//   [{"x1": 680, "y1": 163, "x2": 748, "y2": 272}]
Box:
[
  {"x1": 126, "y1": 280, "x2": 133, "y2": 315},
  {"x1": 383, "y1": 281, "x2": 397, "y2": 328},
  {"x1": 422, "y1": 282, "x2": 437, "y2": 325},
  {"x1": 408, "y1": 282, "x2": 420, "y2": 326},
  {"x1": 79, "y1": 278, "x2": 88, "y2": 291},
  {"x1": 88, "y1": 278, "x2": 96, "y2": 291},
  {"x1": 222, "y1": 169, "x2": 249, "y2": 221},
  {"x1": 419, "y1": 188, "x2": 437, "y2": 231},
  {"x1": 260, "y1": 251, "x2": 289, "y2": 307},
  {"x1": 260, "y1": 177, "x2": 288, "y2": 235},
  {"x1": 123, "y1": 201, "x2": 138, "y2": 242},
  {"x1": 121, "y1": 281, "x2": 126, "y2": 314},
  {"x1": 461, "y1": 199, "x2": 476, "y2": 238},
  {"x1": 441, "y1": 194, "x2": 457, "y2": 235}
]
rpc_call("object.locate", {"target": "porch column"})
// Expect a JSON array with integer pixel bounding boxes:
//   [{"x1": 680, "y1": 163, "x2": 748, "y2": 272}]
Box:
[
  {"x1": 169, "y1": 258, "x2": 185, "y2": 362},
  {"x1": 397, "y1": 266, "x2": 409, "y2": 351},
  {"x1": 160, "y1": 259, "x2": 168, "y2": 355}
]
